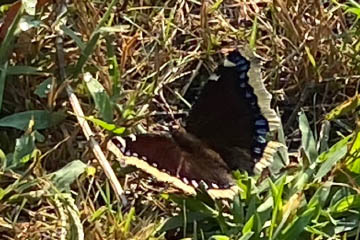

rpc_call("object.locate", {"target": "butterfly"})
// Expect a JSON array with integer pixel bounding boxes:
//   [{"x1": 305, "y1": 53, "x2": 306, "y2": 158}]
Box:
[{"x1": 108, "y1": 49, "x2": 281, "y2": 198}]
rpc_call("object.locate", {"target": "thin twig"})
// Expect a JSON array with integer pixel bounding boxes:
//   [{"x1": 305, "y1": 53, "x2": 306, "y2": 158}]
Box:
[
  {"x1": 180, "y1": 60, "x2": 203, "y2": 97},
  {"x1": 65, "y1": 86, "x2": 128, "y2": 206}
]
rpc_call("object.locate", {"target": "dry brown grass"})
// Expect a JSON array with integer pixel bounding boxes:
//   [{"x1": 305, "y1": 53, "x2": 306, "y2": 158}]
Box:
[{"x1": 0, "y1": 0, "x2": 359, "y2": 239}]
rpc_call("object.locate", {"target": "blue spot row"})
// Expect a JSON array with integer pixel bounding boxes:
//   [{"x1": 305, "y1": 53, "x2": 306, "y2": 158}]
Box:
[{"x1": 226, "y1": 50, "x2": 270, "y2": 160}]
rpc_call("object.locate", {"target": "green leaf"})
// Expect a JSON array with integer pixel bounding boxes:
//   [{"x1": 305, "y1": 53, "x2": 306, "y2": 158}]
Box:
[
  {"x1": 5, "y1": 65, "x2": 45, "y2": 75},
  {"x1": 7, "y1": 134, "x2": 36, "y2": 170},
  {"x1": 209, "y1": 236, "x2": 230, "y2": 240},
  {"x1": 124, "y1": 207, "x2": 135, "y2": 234},
  {"x1": 249, "y1": 16, "x2": 258, "y2": 49},
  {"x1": 209, "y1": 0, "x2": 224, "y2": 13},
  {"x1": 318, "y1": 120, "x2": 331, "y2": 154},
  {"x1": 242, "y1": 215, "x2": 254, "y2": 234},
  {"x1": 330, "y1": 188, "x2": 350, "y2": 207},
  {"x1": 257, "y1": 197, "x2": 273, "y2": 213},
  {"x1": 159, "y1": 212, "x2": 210, "y2": 233},
  {"x1": 232, "y1": 194, "x2": 244, "y2": 224},
  {"x1": 0, "y1": 149, "x2": 5, "y2": 168},
  {"x1": 84, "y1": 73, "x2": 113, "y2": 123},
  {"x1": 270, "y1": 121, "x2": 289, "y2": 173},
  {"x1": 348, "y1": 158, "x2": 360, "y2": 174},
  {"x1": 279, "y1": 206, "x2": 316, "y2": 240},
  {"x1": 73, "y1": 32, "x2": 101, "y2": 77},
  {"x1": 331, "y1": 194, "x2": 360, "y2": 213},
  {"x1": 72, "y1": 0, "x2": 119, "y2": 77},
  {"x1": 325, "y1": 96, "x2": 360, "y2": 120},
  {"x1": 305, "y1": 46, "x2": 316, "y2": 68},
  {"x1": 85, "y1": 116, "x2": 124, "y2": 134},
  {"x1": 49, "y1": 160, "x2": 87, "y2": 191},
  {"x1": 269, "y1": 177, "x2": 286, "y2": 238},
  {"x1": 346, "y1": 7, "x2": 360, "y2": 18},
  {"x1": 245, "y1": 195, "x2": 257, "y2": 222},
  {"x1": 299, "y1": 112, "x2": 318, "y2": 163},
  {"x1": 0, "y1": 110, "x2": 66, "y2": 130},
  {"x1": 169, "y1": 195, "x2": 218, "y2": 217},
  {"x1": 348, "y1": 0, "x2": 360, "y2": 9},
  {"x1": 314, "y1": 135, "x2": 350, "y2": 181},
  {"x1": 34, "y1": 78, "x2": 53, "y2": 98},
  {"x1": 239, "y1": 232, "x2": 254, "y2": 240},
  {"x1": 89, "y1": 206, "x2": 108, "y2": 222},
  {"x1": 308, "y1": 185, "x2": 331, "y2": 208},
  {"x1": 61, "y1": 25, "x2": 85, "y2": 50},
  {"x1": 293, "y1": 162, "x2": 317, "y2": 191},
  {"x1": 105, "y1": 35, "x2": 121, "y2": 97},
  {"x1": 0, "y1": 61, "x2": 8, "y2": 112},
  {"x1": 347, "y1": 129, "x2": 360, "y2": 173},
  {"x1": 0, "y1": 4, "x2": 23, "y2": 64},
  {"x1": 66, "y1": 193, "x2": 85, "y2": 240}
]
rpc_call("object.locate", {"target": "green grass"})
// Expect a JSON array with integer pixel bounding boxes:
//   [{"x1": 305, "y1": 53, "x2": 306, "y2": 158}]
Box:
[{"x1": 0, "y1": 0, "x2": 360, "y2": 239}]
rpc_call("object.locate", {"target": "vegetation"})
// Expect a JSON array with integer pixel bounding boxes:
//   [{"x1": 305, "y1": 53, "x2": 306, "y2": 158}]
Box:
[{"x1": 0, "y1": 0, "x2": 360, "y2": 239}]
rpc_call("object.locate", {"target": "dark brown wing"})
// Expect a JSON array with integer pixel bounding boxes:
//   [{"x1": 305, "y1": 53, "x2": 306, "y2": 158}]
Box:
[
  {"x1": 110, "y1": 129, "x2": 234, "y2": 196},
  {"x1": 186, "y1": 65, "x2": 255, "y2": 150},
  {"x1": 185, "y1": 50, "x2": 274, "y2": 172}
]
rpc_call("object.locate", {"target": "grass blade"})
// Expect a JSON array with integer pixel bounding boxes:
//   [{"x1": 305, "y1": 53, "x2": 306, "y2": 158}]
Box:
[
  {"x1": 314, "y1": 135, "x2": 350, "y2": 181},
  {"x1": 84, "y1": 72, "x2": 113, "y2": 123},
  {"x1": 72, "y1": 0, "x2": 119, "y2": 77},
  {"x1": 299, "y1": 112, "x2": 318, "y2": 163},
  {"x1": 0, "y1": 110, "x2": 66, "y2": 130},
  {"x1": 279, "y1": 206, "x2": 317, "y2": 240}
]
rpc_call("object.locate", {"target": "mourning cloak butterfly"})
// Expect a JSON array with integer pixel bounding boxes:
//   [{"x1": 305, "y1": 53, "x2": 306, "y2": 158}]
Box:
[{"x1": 108, "y1": 49, "x2": 281, "y2": 198}]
